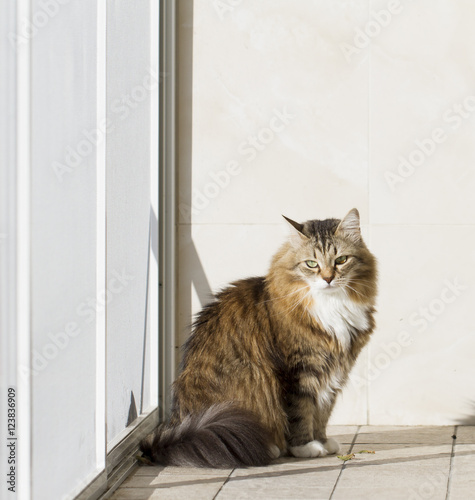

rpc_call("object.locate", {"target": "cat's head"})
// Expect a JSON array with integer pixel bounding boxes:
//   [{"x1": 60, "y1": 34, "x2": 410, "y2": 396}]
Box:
[{"x1": 276, "y1": 209, "x2": 377, "y2": 303}]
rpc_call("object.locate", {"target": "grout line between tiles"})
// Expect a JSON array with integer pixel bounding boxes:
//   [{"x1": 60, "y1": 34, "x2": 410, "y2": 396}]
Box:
[
  {"x1": 212, "y1": 468, "x2": 234, "y2": 500},
  {"x1": 351, "y1": 441, "x2": 454, "y2": 445},
  {"x1": 445, "y1": 425, "x2": 457, "y2": 500},
  {"x1": 328, "y1": 425, "x2": 361, "y2": 500}
]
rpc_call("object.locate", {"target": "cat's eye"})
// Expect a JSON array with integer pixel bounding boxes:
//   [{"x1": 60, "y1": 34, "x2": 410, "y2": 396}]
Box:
[
  {"x1": 335, "y1": 256, "x2": 348, "y2": 265},
  {"x1": 305, "y1": 260, "x2": 319, "y2": 268}
]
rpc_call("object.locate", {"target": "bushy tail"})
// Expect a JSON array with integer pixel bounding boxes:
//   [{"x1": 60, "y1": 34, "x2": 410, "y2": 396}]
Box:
[{"x1": 140, "y1": 404, "x2": 274, "y2": 468}]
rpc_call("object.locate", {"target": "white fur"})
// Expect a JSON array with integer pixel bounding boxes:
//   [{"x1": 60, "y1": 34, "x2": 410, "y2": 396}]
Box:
[
  {"x1": 289, "y1": 438, "x2": 341, "y2": 458},
  {"x1": 337, "y1": 209, "x2": 361, "y2": 238},
  {"x1": 318, "y1": 369, "x2": 343, "y2": 407},
  {"x1": 318, "y1": 387, "x2": 333, "y2": 407},
  {"x1": 269, "y1": 444, "x2": 282, "y2": 459},
  {"x1": 290, "y1": 440, "x2": 328, "y2": 458},
  {"x1": 309, "y1": 285, "x2": 370, "y2": 350},
  {"x1": 324, "y1": 437, "x2": 341, "y2": 454}
]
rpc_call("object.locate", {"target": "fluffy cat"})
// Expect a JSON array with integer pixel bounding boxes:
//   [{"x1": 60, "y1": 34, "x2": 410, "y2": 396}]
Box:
[{"x1": 141, "y1": 208, "x2": 377, "y2": 468}]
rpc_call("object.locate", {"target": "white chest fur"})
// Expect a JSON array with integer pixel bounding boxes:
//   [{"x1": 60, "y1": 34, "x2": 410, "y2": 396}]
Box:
[{"x1": 310, "y1": 289, "x2": 370, "y2": 350}]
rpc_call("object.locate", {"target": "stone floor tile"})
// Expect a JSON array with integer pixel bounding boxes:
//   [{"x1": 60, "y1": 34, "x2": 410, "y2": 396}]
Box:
[
  {"x1": 121, "y1": 470, "x2": 231, "y2": 489},
  {"x1": 216, "y1": 470, "x2": 336, "y2": 500},
  {"x1": 216, "y1": 454, "x2": 345, "y2": 499},
  {"x1": 111, "y1": 486, "x2": 221, "y2": 500},
  {"x1": 326, "y1": 425, "x2": 359, "y2": 444},
  {"x1": 134, "y1": 465, "x2": 232, "y2": 477},
  {"x1": 456, "y1": 425, "x2": 475, "y2": 444},
  {"x1": 449, "y1": 487, "x2": 475, "y2": 500},
  {"x1": 449, "y1": 443, "x2": 475, "y2": 499},
  {"x1": 344, "y1": 443, "x2": 452, "y2": 464},
  {"x1": 112, "y1": 427, "x2": 461, "y2": 500},
  {"x1": 110, "y1": 490, "x2": 156, "y2": 500},
  {"x1": 231, "y1": 459, "x2": 343, "y2": 477},
  {"x1": 337, "y1": 464, "x2": 450, "y2": 488},
  {"x1": 356, "y1": 425, "x2": 454, "y2": 445},
  {"x1": 110, "y1": 467, "x2": 232, "y2": 500},
  {"x1": 331, "y1": 486, "x2": 443, "y2": 500},
  {"x1": 332, "y1": 444, "x2": 452, "y2": 500},
  {"x1": 133, "y1": 465, "x2": 165, "y2": 476}
]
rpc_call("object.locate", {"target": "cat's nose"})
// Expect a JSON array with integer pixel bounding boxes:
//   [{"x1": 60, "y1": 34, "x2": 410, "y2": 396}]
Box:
[{"x1": 322, "y1": 276, "x2": 334, "y2": 284}]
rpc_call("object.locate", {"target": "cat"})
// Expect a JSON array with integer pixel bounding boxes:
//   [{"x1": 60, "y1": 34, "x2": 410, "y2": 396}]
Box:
[{"x1": 140, "y1": 208, "x2": 377, "y2": 468}]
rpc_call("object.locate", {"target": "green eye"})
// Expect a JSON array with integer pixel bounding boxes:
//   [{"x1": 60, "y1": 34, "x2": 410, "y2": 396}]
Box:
[
  {"x1": 335, "y1": 256, "x2": 348, "y2": 265},
  {"x1": 306, "y1": 260, "x2": 319, "y2": 268}
]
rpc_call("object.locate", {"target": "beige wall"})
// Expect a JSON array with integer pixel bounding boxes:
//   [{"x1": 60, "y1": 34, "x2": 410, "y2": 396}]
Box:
[{"x1": 176, "y1": 0, "x2": 475, "y2": 425}]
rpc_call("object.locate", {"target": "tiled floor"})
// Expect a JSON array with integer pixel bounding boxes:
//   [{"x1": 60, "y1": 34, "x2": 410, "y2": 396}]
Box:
[{"x1": 110, "y1": 426, "x2": 475, "y2": 500}]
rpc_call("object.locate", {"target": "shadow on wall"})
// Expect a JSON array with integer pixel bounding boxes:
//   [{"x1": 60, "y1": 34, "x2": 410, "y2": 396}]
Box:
[
  {"x1": 127, "y1": 391, "x2": 138, "y2": 426},
  {"x1": 177, "y1": 0, "x2": 214, "y2": 366},
  {"x1": 457, "y1": 400, "x2": 475, "y2": 425}
]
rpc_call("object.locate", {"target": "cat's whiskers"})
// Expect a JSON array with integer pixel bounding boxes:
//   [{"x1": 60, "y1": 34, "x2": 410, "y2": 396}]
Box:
[
  {"x1": 341, "y1": 286, "x2": 352, "y2": 301},
  {"x1": 341, "y1": 282, "x2": 365, "y2": 298},
  {"x1": 333, "y1": 278, "x2": 350, "y2": 290},
  {"x1": 334, "y1": 277, "x2": 364, "y2": 292},
  {"x1": 347, "y1": 278, "x2": 373, "y2": 289}
]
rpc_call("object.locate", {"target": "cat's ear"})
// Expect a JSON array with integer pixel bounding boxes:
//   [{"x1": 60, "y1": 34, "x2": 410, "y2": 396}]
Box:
[
  {"x1": 282, "y1": 215, "x2": 309, "y2": 245},
  {"x1": 335, "y1": 208, "x2": 361, "y2": 242}
]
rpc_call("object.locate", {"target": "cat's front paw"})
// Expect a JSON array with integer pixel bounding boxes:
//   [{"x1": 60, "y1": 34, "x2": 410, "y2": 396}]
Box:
[
  {"x1": 269, "y1": 444, "x2": 282, "y2": 459},
  {"x1": 324, "y1": 437, "x2": 340, "y2": 455},
  {"x1": 269, "y1": 444, "x2": 282, "y2": 460},
  {"x1": 289, "y1": 440, "x2": 328, "y2": 458}
]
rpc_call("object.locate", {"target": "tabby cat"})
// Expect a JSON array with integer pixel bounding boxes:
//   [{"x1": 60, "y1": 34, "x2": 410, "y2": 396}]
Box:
[{"x1": 141, "y1": 208, "x2": 377, "y2": 467}]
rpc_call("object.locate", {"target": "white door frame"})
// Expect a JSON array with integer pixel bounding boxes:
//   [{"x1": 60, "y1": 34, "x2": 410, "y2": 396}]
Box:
[
  {"x1": 0, "y1": 0, "x2": 32, "y2": 498},
  {"x1": 0, "y1": 0, "x2": 177, "y2": 498},
  {"x1": 159, "y1": 0, "x2": 177, "y2": 420}
]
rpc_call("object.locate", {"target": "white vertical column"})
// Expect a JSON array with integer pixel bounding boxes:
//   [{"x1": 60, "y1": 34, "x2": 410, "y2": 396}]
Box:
[
  {"x1": 16, "y1": 0, "x2": 32, "y2": 498},
  {"x1": 161, "y1": 0, "x2": 177, "y2": 416},
  {"x1": 16, "y1": 36, "x2": 32, "y2": 500},
  {"x1": 0, "y1": 1, "x2": 32, "y2": 498}
]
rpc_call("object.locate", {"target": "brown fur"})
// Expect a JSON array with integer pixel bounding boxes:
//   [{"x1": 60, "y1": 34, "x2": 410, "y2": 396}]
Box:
[{"x1": 141, "y1": 209, "x2": 377, "y2": 467}]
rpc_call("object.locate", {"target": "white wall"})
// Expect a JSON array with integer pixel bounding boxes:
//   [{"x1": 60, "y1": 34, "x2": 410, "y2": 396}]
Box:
[{"x1": 177, "y1": 0, "x2": 475, "y2": 425}]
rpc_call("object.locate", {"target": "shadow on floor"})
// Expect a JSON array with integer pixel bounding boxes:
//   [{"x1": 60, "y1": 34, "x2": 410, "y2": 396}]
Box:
[{"x1": 131, "y1": 447, "x2": 475, "y2": 490}]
